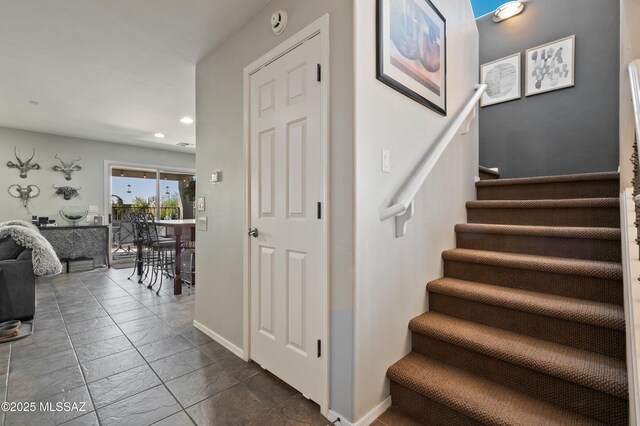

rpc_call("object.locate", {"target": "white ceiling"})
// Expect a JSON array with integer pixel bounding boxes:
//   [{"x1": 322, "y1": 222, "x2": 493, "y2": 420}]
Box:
[{"x1": 0, "y1": 0, "x2": 271, "y2": 151}]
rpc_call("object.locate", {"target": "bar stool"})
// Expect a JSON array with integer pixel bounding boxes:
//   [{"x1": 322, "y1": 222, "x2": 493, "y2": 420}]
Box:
[{"x1": 142, "y1": 214, "x2": 175, "y2": 295}]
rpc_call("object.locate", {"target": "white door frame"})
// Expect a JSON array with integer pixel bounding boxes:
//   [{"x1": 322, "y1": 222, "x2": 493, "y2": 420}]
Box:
[{"x1": 242, "y1": 14, "x2": 331, "y2": 416}]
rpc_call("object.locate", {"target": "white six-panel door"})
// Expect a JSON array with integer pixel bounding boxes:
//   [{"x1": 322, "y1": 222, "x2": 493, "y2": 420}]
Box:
[{"x1": 249, "y1": 34, "x2": 324, "y2": 404}]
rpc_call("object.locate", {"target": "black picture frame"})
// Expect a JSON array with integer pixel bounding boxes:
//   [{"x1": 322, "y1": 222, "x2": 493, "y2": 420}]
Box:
[{"x1": 376, "y1": 0, "x2": 447, "y2": 116}]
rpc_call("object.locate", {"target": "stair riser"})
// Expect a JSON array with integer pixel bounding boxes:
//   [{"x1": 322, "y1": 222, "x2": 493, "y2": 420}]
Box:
[
  {"x1": 429, "y1": 293, "x2": 626, "y2": 359},
  {"x1": 467, "y1": 206, "x2": 620, "y2": 228},
  {"x1": 444, "y1": 259, "x2": 623, "y2": 305},
  {"x1": 477, "y1": 180, "x2": 619, "y2": 201},
  {"x1": 389, "y1": 381, "x2": 481, "y2": 426},
  {"x1": 456, "y1": 232, "x2": 622, "y2": 262},
  {"x1": 411, "y1": 334, "x2": 627, "y2": 425}
]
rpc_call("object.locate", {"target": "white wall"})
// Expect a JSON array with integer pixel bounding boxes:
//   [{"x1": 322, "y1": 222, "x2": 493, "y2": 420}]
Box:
[
  {"x1": 620, "y1": 0, "x2": 640, "y2": 189},
  {"x1": 0, "y1": 126, "x2": 195, "y2": 223},
  {"x1": 352, "y1": 0, "x2": 478, "y2": 420},
  {"x1": 194, "y1": 0, "x2": 355, "y2": 418}
]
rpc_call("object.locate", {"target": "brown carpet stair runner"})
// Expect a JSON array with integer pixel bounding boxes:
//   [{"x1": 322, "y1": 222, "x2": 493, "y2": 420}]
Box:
[{"x1": 386, "y1": 171, "x2": 628, "y2": 425}]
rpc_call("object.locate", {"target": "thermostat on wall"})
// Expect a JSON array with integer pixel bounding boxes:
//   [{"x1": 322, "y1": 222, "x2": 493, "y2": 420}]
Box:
[{"x1": 211, "y1": 170, "x2": 222, "y2": 184}]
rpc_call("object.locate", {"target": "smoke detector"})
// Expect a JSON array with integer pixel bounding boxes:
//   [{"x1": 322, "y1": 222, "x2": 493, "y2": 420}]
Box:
[{"x1": 271, "y1": 10, "x2": 288, "y2": 35}]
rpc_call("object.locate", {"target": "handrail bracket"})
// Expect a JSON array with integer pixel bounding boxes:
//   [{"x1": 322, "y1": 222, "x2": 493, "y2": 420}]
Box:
[{"x1": 395, "y1": 201, "x2": 414, "y2": 238}]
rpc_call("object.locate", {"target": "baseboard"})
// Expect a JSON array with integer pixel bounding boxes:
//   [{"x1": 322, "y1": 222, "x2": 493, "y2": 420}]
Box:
[
  {"x1": 193, "y1": 320, "x2": 244, "y2": 359},
  {"x1": 328, "y1": 396, "x2": 391, "y2": 426}
]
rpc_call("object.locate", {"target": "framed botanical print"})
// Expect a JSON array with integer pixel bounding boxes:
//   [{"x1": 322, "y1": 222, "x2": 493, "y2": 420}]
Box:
[
  {"x1": 526, "y1": 35, "x2": 575, "y2": 96},
  {"x1": 377, "y1": 0, "x2": 447, "y2": 115},
  {"x1": 480, "y1": 52, "x2": 521, "y2": 107}
]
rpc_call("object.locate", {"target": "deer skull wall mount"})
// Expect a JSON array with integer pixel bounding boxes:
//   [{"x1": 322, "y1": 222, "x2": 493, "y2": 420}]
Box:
[
  {"x1": 7, "y1": 147, "x2": 41, "y2": 178},
  {"x1": 52, "y1": 155, "x2": 82, "y2": 180},
  {"x1": 8, "y1": 184, "x2": 40, "y2": 208},
  {"x1": 53, "y1": 185, "x2": 81, "y2": 200}
]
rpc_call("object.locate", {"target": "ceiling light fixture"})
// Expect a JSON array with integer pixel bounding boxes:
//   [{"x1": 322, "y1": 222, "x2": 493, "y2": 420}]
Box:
[
  {"x1": 179, "y1": 116, "x2": 194, "y2": 125},
  {"x1": 29, "y1": 100, "x2": 40, "y2": 105},
  {"x1": 494, "y1": 1, "x2": 526, "y2": 23},
  {"x1": 154, "y1": 133, "x2": 165, "y2": 138}
]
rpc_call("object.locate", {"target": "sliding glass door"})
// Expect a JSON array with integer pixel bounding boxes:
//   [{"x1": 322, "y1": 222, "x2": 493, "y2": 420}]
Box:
[{"x1": 109, "y1": 165, "x2": 195, "y2": 264}]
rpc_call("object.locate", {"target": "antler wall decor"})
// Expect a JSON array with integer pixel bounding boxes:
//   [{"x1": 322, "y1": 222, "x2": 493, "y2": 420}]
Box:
[
  {"x1": 8, "y1": 184, "x2": 40, "y2": 207},
  {"x1": 52, "y1": 185, "x2": 81, "y2": 200},
  {"x1": 7, "y1": 147, "x2": 41, "y2": 178},
  {"x1": 52, "y1": 155, "x2": 82, "y2": 180}
]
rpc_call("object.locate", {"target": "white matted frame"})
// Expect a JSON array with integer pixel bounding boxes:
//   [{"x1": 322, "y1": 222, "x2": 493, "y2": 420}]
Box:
[
  {"x1": 480, "y1": 52, "x2": 521, "y2": 107},
  {"x1": 525, "y1": 35, "x2": 576, "y2": 97},
  {"x1": 242, "y1": 14, "x2": 331, "y2": 416}
]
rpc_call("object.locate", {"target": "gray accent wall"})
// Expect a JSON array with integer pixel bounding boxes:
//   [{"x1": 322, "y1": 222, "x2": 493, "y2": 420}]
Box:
[{"x1": 478, "y1": 0, "x2": 620, "y2": 178}]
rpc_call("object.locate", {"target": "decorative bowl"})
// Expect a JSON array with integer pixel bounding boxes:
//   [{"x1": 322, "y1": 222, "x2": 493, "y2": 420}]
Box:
[{"x1": 59, "y1": 207, "x2": 88, "y2": 226}]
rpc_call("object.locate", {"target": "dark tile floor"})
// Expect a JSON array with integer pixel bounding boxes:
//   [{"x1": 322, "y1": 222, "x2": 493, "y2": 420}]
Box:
[{"x1": 0, "y1": 267, "x2": 330, "y2": 426}]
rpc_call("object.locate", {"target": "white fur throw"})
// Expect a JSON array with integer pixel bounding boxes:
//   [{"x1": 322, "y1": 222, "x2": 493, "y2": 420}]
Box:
[
  {"x1": 0, "y1": 224, "x2": 62, "y2": 277},
  {"x1": 0, "y1": 220, "x2": 38, "y2": 232}
]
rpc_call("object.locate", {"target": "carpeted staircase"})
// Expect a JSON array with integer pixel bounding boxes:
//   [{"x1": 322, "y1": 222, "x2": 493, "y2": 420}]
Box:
[{"x1": 386, "y1": 171, "x2": 628, "y2": 425}]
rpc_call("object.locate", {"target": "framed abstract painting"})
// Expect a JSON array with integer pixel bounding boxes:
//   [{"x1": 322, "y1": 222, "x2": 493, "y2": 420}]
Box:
[
  {"x1": 377, "y1": 0, "x2": 447, "y2": 115},
  {"x1": 480, "y1": 52, "x2": 521, "y2": 107},
  {"x1": 525, "y1": 35, "x2": 575, "y2": 96}
]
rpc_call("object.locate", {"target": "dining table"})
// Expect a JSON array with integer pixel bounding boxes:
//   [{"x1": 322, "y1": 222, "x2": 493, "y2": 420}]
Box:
[{"x1": 154, "y1": 219, "x2": 196, "y2": 295}]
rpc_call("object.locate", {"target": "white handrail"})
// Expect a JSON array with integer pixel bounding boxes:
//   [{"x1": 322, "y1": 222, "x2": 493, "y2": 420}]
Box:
[
  {"x1": 627, "y1": 59, "x2": 640, "y2": 425},
  {"x1": 630, "y1": 60, "x2": 640, "y2": 145},
  {"x1": 380, "y1": 84, "x2": 487, "y2": 237}
]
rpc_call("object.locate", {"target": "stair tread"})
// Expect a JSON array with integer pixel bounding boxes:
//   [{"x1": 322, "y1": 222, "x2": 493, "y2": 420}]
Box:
[
  {"x1": 475, "y1": 172, "x2": 619, "y2": 188},
  {"x1": 455, "y1": 223, "x2": 621, "y2": 240},
  {"x1": 467, "y1": 198, "x2": 619, "y2": 209},
  {"x1": 409, "y1": 312, "x2": 627, "y2": 398},
  {"x1": 442, "y1": 248, "x2": 622, "y2": 280},
  {"x1": 428, "y1": 277, "x2": 625, "y2": 330},
  {"x1": 388, "y1": 352, "x2": 603, "y2": 426}
]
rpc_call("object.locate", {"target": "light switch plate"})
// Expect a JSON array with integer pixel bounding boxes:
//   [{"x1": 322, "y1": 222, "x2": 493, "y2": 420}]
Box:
[
  {"x1": 211, "y1": 170, "x2": 222, "y2": 184},
  {"x1": 197, "y1": 216, "x2": 208, "y2": 231},
  {"x1": 197, "y1": 197, "x2": 206, "y2": 211},
  {"x1": 381, "y1": 149, "x2": 391, "y2": 173}
]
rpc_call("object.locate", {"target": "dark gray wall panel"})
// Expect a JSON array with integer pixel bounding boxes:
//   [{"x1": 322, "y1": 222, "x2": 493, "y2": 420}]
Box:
[{"x1": 478, "y1": 0, "x2": 620, "y2": 178}]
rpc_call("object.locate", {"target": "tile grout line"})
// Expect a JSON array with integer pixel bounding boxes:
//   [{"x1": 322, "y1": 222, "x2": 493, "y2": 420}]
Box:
[
  {"x1": 49, "y1": 276, "x2": 100, "y2": 425},
  {"x1": 13, "y1": 269, "x2": 200, "y2": 426},
  {"x1": 7, "y1": 273, "x2": 188, "y2": 425},
  {"x1": 109, "y1": 271, "x2": 217, "y2": 426},
  {"x1": 2, "y1": 339, "x2": 12, "y2": 426},
  {"x1": 112, "y1": 272, "x2": 201, "y2": 425},
  {"x1": 83, "y1": 270, "x2": 194, "y2": 424}
]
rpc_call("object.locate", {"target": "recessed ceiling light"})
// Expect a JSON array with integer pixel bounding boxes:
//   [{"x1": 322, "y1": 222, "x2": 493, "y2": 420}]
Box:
[
  {"x1": 180, "y1": 116, "x2": 194, "y2": 124},
  {"x1": 154, "y1": 133, "x2": 166, "y2": 138},
  {"x1": 29, "y1": 100, "x2": 40, "y2": 105}
]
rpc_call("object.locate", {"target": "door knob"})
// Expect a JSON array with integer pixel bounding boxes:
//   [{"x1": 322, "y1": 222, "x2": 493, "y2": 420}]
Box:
[{"x1": 248, "y1": 227, "x2": 259, "y2": 238}]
